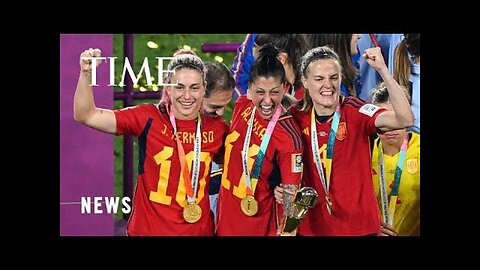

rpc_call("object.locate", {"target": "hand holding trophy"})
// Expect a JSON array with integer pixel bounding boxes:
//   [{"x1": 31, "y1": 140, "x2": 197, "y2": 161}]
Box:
[{"x1": 278, "y1": 186, "x2": 318, "y2": 236}]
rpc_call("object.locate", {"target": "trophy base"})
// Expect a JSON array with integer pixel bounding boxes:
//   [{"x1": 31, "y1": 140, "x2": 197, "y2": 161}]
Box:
[
  {"x1": 279, "y1": 231, "x2": 296, "y2": 236},
  {"x1": 282, "y1": 217, "x2": 300, "y2": 233}
]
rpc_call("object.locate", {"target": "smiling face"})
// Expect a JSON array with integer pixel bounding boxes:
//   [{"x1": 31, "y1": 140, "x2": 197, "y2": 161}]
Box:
[
  {"x1": 248, "y1": 76, "x2": 285, "y2": 120},
  {"x1": 302, "y1": 58, "x2": 342, "y2": 115},
  {"x1": 166, "y1": 68, "x2": 205, "y2": 120}
]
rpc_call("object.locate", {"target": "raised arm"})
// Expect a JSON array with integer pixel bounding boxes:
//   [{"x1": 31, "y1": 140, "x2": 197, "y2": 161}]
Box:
[
  {"x1": 73, "y1": 48, "x2": 117, "y2": 134},
  {"x1": 363, "y1": 47, "x2": 414, "y2": 131}
]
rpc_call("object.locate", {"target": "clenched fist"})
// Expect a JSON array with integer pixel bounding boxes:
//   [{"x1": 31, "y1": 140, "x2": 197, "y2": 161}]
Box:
[
  {"x1": 79, "y1": 48, "x2": 102, "y2": 72},
  {"x1": 362, "y1": 47, "x2": 386, "y2": 71}
]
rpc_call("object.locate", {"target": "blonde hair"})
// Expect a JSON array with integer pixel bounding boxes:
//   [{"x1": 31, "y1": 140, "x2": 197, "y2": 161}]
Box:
[
  {"x1": 369, "y1": 82, "x2": 411, "y2": 105},
  {"x1": 159, "y1": 49, "x2": 206, "y2": 106},
  {"x1": 393, "y1": 40, "x2": 410, "y2": 89}
]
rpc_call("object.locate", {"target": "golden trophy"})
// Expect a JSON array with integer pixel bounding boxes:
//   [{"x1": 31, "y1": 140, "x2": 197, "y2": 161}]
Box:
[{"x1": 280, "y1": 187, "x2": 318, "y2": 235}]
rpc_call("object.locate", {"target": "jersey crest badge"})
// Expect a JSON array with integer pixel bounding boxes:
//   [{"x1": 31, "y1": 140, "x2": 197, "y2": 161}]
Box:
[
  {"x1": 336, "y1": 122, "x2": 346, "y2": 140},
  {"x1": 406, "y1": 158, "x2": 418, "y2": 174}
]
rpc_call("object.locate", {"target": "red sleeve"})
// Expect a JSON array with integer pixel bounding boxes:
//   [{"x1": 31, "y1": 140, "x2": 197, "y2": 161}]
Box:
[
  {"x1": 114, "y1": 104, "x2": 154, "y2": 137},
  {"x1": 359, "y1": 104, "x2": 387, "y2": 136},
  {"x1": 346, "y1": 97, "x2": 386, "y2": 136},
  {"x1": 276, "y1": 117, "x2": 304, "y2": 185}
]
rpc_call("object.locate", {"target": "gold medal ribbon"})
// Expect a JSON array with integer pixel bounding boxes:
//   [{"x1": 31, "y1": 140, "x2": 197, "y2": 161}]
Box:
[
  {"x1": 378, "y1": 135, "x2": 408, "y2": 225},
  {"x1": 310, "y1": 103, "x2": 341, "y2": 215},
  {"x1": 169, "y1": 106, "x2": 202, "y2": 203}
]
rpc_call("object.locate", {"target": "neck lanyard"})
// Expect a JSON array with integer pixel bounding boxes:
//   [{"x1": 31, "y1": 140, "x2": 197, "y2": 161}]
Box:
[
  {"x1": 378, "y1": 135, "x2": 408, "y2": 225},
  {"x1": 369, "y1": 34, "x2": 380, "y2": 47},
  {"x1": 169, "y1": 106, "x2": 201, "y2": 204},
  {"x1": 310, "y1": 103, "x2": 341, "y2": 215},
  {"x1": 242, "y1": 105, "x2": 282, "y2": 196}
]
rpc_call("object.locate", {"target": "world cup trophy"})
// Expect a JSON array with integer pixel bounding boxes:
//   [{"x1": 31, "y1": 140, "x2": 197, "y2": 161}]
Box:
[{"x1": 279, "y1": 187, "x2": 318, "y2": 235}]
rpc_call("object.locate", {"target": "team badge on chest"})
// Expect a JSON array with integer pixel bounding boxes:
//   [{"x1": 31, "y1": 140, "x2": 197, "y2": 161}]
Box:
[
  {"x1": 406, "y1": 158, "x2": 418, "y2": 174},
  {"x1": 336, "y1": 122, "x2": 346, "y2": 140}
]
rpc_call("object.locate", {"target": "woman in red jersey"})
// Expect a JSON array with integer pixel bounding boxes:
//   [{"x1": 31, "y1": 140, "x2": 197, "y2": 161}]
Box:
[
  {"x1": 276, "y1": 45, "x2": 413, "y2": 236},
  {"x1": 216, "y1": 44, "x2": 303, "y2": 236},
  {"x1": 74, "y1": 48, "x2": 228, "y2": 236}
]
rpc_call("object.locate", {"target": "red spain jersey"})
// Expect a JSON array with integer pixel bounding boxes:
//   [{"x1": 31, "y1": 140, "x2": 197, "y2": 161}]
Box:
[
  {"x1": 291, "y1": 96, "x2": 386, "y2": 236},
  {"x1": 114, "y1": 104, "x2": 228, "y2": 236},
  {"x1": 216, "y1": 95, "x2": 303, "y2": 236}
]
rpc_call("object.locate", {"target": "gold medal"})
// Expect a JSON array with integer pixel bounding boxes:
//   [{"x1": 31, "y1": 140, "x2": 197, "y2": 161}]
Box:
[
  {"x1": 240, "y1": 195, "x2": 258, "y2": 216},
  {"x1": 325, "y1": 195, "x2": 333, "y2": 215},
  {"x1": 183, "y1": 202, "x2": 202, "y2": 223}
]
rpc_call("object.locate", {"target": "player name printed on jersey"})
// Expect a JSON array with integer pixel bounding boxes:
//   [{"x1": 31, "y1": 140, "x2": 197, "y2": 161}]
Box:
[{"x1": 81, "y1": 196, "x2": 131, "y2": 214}]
